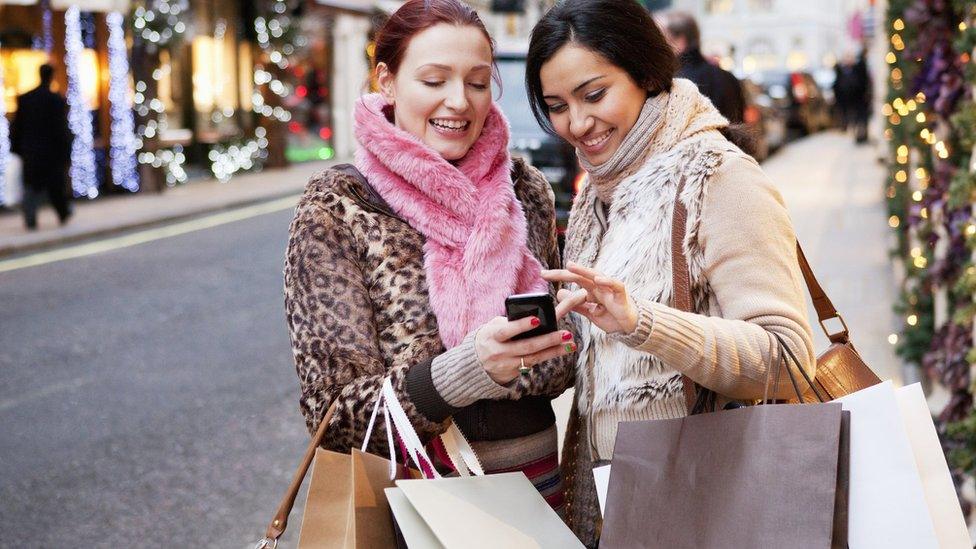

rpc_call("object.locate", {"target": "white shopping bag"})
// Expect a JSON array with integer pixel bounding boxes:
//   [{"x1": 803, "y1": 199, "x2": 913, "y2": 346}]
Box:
[
  {"x1": 836, "y1": 381, "x2": 939, "y2": 548},
  {"x1": 593, "y1": 464, "x2": 611, "y2": 517},
  {"x1": 894, "y1": 383, "x2": 970, "y2": 548}
]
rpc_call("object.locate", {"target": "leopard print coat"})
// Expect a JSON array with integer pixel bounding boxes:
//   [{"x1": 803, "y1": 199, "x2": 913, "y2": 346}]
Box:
[{"x1": 284, "y1": 158, "x2": 575, "y2": 454}]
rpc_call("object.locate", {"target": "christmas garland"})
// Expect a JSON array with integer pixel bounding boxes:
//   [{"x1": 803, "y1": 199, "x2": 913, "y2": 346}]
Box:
[{"x1": 885, "y1": 0, "x2": 976, "y2": 511}]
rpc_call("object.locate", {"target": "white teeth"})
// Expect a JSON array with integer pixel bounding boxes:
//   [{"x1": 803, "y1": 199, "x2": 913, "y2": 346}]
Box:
[
  {"x1": 430, "y1": 119, "x2": 469, "y2": 130},
  {"x1": 583, "y1": 130, "x2": 612, "y2": 147}
]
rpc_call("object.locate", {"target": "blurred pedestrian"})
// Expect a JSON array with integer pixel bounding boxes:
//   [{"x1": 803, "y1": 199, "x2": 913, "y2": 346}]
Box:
[
  {"x1": 658, "y1": 10, "x2": 745, "y2": 123},
  {"x1": 10, "y1": 63, "x2": 73, "y2": 231},
  {"x1": 834, "y1": 50, "x2": 872, "y2": 144},
  {"x1": 527, "y1": 0, "x2": 814, "y2": 544},
  {"x1": 284, "y1": 0, "x2": 576, "y2": 511}
]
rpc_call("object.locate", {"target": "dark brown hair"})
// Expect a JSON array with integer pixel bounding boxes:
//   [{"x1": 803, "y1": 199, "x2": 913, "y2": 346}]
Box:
[
  {"x1": 526, "y1": 0, "x2": 755, "y2": 155},
  {"x1": 374, "y1": 0, "x2": 496, "y2": 79}
]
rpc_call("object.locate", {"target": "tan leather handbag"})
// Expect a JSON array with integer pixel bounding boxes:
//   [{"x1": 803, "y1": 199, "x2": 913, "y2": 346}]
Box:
[{"x1": 670, "y1": 180, "x2": 881, "y2": 412}]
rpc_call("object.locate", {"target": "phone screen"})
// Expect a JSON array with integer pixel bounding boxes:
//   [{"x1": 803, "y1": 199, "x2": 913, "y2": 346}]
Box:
[{"x1": 506, "y1": 293, "x2": 557, "y2": 340}]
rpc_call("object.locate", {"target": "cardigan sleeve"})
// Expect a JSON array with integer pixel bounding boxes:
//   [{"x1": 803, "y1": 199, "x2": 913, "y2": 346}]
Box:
[
  {"x1": 619, "y1": 152, "x2": 816, "y2": 400},
  {"x1": 284, "y1": 182, "x2": 448, "y2": 454}
]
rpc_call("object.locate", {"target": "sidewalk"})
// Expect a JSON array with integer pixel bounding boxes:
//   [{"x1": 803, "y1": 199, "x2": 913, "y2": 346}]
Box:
[{"x1": 0, "y1": 160, "x2": 339, "y2": 258}]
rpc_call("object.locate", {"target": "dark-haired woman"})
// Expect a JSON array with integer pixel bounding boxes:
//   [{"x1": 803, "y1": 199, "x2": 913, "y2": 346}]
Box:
[
  {"x1": 284, "y1": 0, "x2": 576, "y2": 508},
  {"x1": 526, "y1": 0, "x2": 816, "y2": 542}
]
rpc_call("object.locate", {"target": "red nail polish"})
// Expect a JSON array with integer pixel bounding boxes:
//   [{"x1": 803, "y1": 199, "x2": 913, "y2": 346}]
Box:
[
  {"x1": 530, "y1": 317, "x2": 541, "y2": 327},
  {"x1": 562, "y1": 332, "x2": 573, "y2": 341}
]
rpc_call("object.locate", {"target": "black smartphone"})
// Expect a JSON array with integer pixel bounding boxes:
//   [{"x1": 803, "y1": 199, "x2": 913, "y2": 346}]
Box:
[{"x1": 505, "y1": 292, "x2": 557, "y2": 341}]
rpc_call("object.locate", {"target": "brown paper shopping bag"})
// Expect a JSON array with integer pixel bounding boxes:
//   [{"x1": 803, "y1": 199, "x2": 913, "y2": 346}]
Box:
[
  {"x1": 255, "y1": 401, "x2": 415, "y2": 549},
  {"x1": 297, "y1": 448, "x2": 418, "y2": 548}
]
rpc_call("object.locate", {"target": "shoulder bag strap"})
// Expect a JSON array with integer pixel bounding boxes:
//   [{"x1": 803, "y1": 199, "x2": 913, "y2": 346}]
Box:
[{"x1": 670, "y1": 177, "x2": 700, "y2": 414}]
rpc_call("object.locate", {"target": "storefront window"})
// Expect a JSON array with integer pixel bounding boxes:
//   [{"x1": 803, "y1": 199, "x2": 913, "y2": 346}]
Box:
[
  {"x1": 284, "y1": 13, "x2": 334, "y2": 163},
  {"x1": 1, "y1": 48, "x2": 99, "y2": 112},
  {"x1": 191, "y1": 0, "x2": 246, "y2": 142}
]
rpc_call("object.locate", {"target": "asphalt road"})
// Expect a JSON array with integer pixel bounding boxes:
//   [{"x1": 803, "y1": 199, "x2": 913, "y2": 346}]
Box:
[{"x1": 0, "y1": 206, "x2": 311, "y2": 547}]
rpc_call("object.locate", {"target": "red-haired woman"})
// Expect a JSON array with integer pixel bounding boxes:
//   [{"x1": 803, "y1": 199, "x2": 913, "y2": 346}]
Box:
[{"x1": 284, "y1": 0, "x2": 577, "y2": 508}]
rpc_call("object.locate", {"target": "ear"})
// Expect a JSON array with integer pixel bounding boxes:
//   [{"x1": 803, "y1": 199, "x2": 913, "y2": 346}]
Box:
[{"x1": 376, "y1": 62, "x2": 396, "y2": 105}]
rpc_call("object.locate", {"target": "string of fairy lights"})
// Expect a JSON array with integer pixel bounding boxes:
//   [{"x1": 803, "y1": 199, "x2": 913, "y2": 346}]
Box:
[
  {"x1": 133, "y1": 0, "x2": 190, "y2": 186},
  {"x1": 65, "y1": 6, "x2": 99, "y2": 199},
  {"x1": 107, "y1": 12, "x2": 140, "y2": 192}
]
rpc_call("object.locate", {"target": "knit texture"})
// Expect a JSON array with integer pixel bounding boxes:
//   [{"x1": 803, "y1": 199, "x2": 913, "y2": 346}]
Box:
[
  {"x1": 559, "y1": 79, "x2": 815, "y2": 546},
  {"x1": 353, "y1": 93, "x2": 547, "y2": 349},
  {"x1": 430, "y1": 331, "x2": 512, "y2": 407}
]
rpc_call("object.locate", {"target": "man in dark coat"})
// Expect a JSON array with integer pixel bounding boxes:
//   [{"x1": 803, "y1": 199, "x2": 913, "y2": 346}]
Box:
[
  {"x1": 10, "y1": 64, "x2": 73, "y2": 230},
  {"x1": 658, "y1": 10, "x2": 745, "y2": 124}
]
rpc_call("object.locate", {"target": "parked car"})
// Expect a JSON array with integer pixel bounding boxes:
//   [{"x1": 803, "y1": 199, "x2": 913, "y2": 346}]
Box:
[
  {"x1": 495, "y1": 50, "x2": 579, "y2": 241},
  {"x1": 753, "y1": 70, "x2": 833, "y2": 138},
  {"x1": 741, "y1": 79, "x2": 788, "y2": 160}
]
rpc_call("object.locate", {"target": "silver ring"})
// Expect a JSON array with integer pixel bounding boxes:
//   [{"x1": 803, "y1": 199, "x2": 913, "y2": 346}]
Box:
[
  {"x1": 519, "y1": 357, "x2": 531, "y2": 376},
  {"x1": 254, "y1": 538, "x2": 278, "y2": 549}
]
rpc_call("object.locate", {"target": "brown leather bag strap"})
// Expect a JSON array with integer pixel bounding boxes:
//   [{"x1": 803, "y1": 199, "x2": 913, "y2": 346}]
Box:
[
  {"x1": 261, "y1": 400, "x2": 339, "y2": 543},
  {"x1": 670, "y1": 177, "x2": 699, "y2": 413},
  {"x1": 795, "y1": 242, "x2": 850, "y2": 344}
]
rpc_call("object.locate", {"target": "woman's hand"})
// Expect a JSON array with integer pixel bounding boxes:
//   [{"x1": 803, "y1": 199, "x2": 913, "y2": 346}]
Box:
[
  {"x1": 542, "y1": 263, "x2": 639, "y2": 335},
  {"x1": 474, "y1": 297, "x2": 582, "y2": 385}
]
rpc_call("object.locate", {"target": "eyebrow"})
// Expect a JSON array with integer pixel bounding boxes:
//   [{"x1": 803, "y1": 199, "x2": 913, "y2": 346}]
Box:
[
  {"x1": 417, "y1": 63, "x2": 492, "y2": 72},
  {"x1": 543, "y1": 75, "x2": 606, "y2": 100}
]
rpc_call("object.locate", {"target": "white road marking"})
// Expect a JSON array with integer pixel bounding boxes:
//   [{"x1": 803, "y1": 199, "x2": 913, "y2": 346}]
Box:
[{"x1": 0, "y1": 195, "x2": 298, "y2": 274}]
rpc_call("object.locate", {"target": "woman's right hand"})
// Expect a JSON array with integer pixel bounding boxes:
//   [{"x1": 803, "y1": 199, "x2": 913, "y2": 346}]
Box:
[{"x1": 473, "y1": 298, "x2": 583, "y2": 384}]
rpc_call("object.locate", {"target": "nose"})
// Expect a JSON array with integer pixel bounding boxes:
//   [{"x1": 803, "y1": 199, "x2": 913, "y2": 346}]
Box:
[
  {"x1": 568, "y1": 106, "x2": 593, "y2": 140},
  {"x1": 443, "y1": 81, "x2": 470, "y2": 112}
]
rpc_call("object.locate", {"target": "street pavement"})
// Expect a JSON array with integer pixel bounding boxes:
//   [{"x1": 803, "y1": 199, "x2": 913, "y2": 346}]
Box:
[
  {"x1": 0, "y1": 130, "x2": 901, "y2": 547},
  {"x1": 0, "y1": 206, "x2": 309, "y2": 547}
]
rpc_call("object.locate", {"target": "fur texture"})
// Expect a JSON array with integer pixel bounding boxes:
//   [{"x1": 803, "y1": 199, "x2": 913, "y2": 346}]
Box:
[{"x1": 353, "y1": 93, "x2": 547, "y2": 348}]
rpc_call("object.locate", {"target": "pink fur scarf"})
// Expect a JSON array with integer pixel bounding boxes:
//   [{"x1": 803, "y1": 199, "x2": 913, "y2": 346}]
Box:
[{"x1": 353, "y1": 93, "x2": 547, "y2": 349}]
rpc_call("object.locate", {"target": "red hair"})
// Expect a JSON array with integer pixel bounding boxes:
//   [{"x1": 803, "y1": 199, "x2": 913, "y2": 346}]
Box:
[{"x1": 374, "y1": 0, "x2": 496, "y2": 77}]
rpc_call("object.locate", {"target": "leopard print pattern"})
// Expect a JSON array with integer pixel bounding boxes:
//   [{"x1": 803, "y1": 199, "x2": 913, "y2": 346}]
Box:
[{"x1": 284, "y1": 158, "x2": 574, "y2": 455}]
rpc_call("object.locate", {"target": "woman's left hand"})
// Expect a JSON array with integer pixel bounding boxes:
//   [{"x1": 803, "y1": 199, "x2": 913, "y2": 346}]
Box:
[{"x1": 542, "y1": 263, "x2": 639, "y2": 335}]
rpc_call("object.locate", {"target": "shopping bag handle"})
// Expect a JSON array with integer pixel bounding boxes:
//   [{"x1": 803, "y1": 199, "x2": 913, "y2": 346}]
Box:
[
  {"x1": 763, "y1": 332, "x2": 826, "y2": 405},
  {"x1": 364, "y1": 377, "x2": 485, "y2": 478},
  {"x1": 256, "y1": 400, "x2": 339, "y2": 548}
]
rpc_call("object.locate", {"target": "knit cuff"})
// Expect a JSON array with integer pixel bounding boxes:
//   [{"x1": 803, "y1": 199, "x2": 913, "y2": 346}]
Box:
[
  {"x1": 431, "y1": 331, "x2": 513, "y2": 407},
  {"x1": 404, "y1": 357, "x2": 459, "y2": 423},
  {"x1": 640, "y1": 301, "x2": 707, "y2": 367},
  {"x1": 613, "y1": 299, "x2": 655, "y2": 348}
]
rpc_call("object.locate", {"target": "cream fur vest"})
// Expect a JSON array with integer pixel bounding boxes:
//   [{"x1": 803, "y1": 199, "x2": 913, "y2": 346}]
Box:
[{"x1": 565, "y1": 132, "x2": 737, "y2": 447}]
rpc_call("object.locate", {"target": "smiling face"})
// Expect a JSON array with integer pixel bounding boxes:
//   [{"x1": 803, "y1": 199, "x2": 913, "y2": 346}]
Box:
[
  {"x1": 376, "y1": 23, "x2": 494, "y2": 161},
  {"x1": 539, "y1": 43, "x2": 648, "y2": 165}
]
